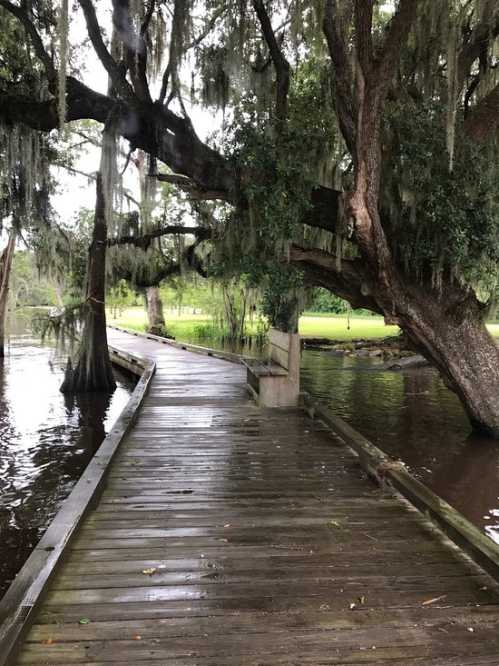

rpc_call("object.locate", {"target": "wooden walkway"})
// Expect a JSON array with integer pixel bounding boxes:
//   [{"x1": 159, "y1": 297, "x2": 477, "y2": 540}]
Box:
[{"x1": 13, "y1": 329, "x2": 499, "y2": 664}]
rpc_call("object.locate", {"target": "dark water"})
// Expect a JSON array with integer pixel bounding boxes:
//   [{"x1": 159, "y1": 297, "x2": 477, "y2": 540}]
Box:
[
  {"x1": 0, "y1": 312, "x2": 133, "y2": 598},
  {"x1": 300, "y1": 351, "x2": 499, "y2": 545},
  {"x1": 180, "y1": 332, "x2": 499, "y2": 545}
]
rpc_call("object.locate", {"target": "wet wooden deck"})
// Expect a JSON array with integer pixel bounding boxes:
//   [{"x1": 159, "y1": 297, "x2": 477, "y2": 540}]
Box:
[{"x1": 13, "y1": 329, "x2": 499, "y2": 664}]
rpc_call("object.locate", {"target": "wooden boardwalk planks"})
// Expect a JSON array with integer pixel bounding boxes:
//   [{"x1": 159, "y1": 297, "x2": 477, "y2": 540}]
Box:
[{"x1": 13, "y1": 329, "x2": 499, "y2": 664}]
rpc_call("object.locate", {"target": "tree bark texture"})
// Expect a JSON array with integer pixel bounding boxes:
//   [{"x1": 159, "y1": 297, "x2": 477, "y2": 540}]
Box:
[
  {"x1": 61, "y1": 174, "x2": 116, "y2": 393},
  {"x1": 0, "y1": 230, "x2": 16, "y2": 358},
  {"x1": 145, "y1": 286, "x2": 166, "y2": 335},
  {"x1": 316, "y1": 0, "x2": 499, "y2": 437}
]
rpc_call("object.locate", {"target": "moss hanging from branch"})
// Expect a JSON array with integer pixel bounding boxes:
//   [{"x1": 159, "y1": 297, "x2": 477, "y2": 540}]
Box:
[
  {"x1": 446, "y1": 11, "x2": 459, "y2": 172},
  {"x1": 57, "y1": 0, "x2": 69, "y2": 133},
  {"x1": 0, "y1": 121, "x2": 50, "y2": 225}
]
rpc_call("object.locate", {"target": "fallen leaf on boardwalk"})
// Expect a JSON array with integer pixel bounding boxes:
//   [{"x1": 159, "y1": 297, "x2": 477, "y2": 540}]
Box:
[
  {"x1": 133, "y1": 635, "x2": 142, "y2": 640},
  {"x1": 358, "y1": 596, "x2": 366, "y2": 605},
  {"x1": 224, "y1": 524, "x2": 231, "y2": 528},
  {"x1": 422, "y1": 595, "x2": 447, "y2": 606},
  {"x1": 142, "y1": 568, "x2": 157, "y2": 575},
  {"x1": 78, "y1": 618, "x2": 90, "y2": 625},
  {"x1": 41, "y1": 639, "x2": 54, "y2": 645},
  {"x1": 328, "y1": 520, "x2": 342, "y2": 529}
]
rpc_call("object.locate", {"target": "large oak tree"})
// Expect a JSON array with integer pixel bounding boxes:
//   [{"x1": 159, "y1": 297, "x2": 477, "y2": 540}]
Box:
[{"x1": 2, "y1": 0, "x2": 499, "y2": 433}]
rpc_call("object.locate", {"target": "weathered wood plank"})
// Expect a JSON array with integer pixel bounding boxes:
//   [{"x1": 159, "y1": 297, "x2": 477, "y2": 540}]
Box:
[
  {"x1": 26, "y1": 604, "x2": 499, "y2": 641},
  {"x1": 6, "y1": 327, "x2": 499, "y2": 665}
]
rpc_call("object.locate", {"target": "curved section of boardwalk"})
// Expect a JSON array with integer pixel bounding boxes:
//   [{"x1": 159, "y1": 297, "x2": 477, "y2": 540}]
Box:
[{"x1": 15, "y1": 329, "x2": 499, "y2": 664}]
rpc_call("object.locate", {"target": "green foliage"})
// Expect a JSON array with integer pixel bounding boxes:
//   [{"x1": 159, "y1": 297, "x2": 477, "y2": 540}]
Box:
[
  {"x1": 35, "y1": 208, "x2": 92, "y2": 303},
  {"x1": 10, "y1": 251, "x2": 59, "y2": 307},
  {"x1": 385, "y1": 101, "x2": 499, "y2": 294},
  {"x1": 309, "y1": 288, "x2": 349, "y2": 314},
  {"x1": 107, "y1": 279, "x2": 136, "y2": 316},
  {"x1": 0, "y1": 12, "x2": 33, "y2": 85},
  {"x1": 260, "y1": 265, "x2": 304, "y2": 333},
  {"x1": 207, "y1": 59, "x2": 337, "y2": 331},
  {"x1": 218, "y1": 58, "x2": 336, "y2": 262}
]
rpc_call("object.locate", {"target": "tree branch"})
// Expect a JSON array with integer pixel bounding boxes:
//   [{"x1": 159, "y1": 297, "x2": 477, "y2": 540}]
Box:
[
  {"x1": 354, "y1": 0, "x2": 373, "y2": 76},
  {"x1": 457, "y1": 9, "x2": 499, "y2": 94},
  {"x1": 0, "y1": 74, "x2": 236, "y2": 197},
  {"x1": 153, "y1": 173, "x2": 229, "y2": 201},
  {"x1": 0, "y1": 80, "x2": 341, "y2": 230},
  {"x1": 186, "y1": 6, "x2": 226, "y2": 49},
  {"x1": 56, "y1": 163, "x2": 140, "y2": 207},
  {"x1": 113, "y1": 239, "x2": 207, "y2": 287},
  {"x1": 78, "y1": 0, "x2": 135, "y2": 101},
  {"x1": 375, "y1": 0, "x2": 418, "y2": 98},
  {"x1": 107, "y1": 225, "x2": 211, "y2": 248},
  {"x1": 252, "y1": 0, "x2": 290, "y2": 122},
  {"x1": 158, "y1": 0, "x2": 184, "y2": 105},
  {"x1": 289, "y1": 244, "x2": 381, "y2": 313},
  {"x1": 112, "y1": 0, "x2": 152, "y2": 103},
  {"x1": 464, "y1": 80, "x2": 499, "y2": 141},
  {"x1": 323, "y1": 0, "x2": 356, "y2": 153}
]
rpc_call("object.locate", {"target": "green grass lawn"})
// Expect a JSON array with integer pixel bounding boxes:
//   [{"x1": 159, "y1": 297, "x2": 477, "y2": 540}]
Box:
[
  {"x1": 107, "y1": 309, "x2": 212, "y2": 339},
  {"x1": 107, "y1": 307, "x2": 398, "y2": 341},
  {"x1": 299, "y1": 315, "x2": 398, "y2": 339},
  {"x1": 108, "y1": 307, "x2": 499, "y2": 342}
]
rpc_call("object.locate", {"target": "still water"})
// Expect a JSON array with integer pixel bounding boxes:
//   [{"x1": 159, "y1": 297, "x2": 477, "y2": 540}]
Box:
[
  {"x1": 301, "y1": 351, "x2": 499, "y2": 544},
  {"x1": 0, "y1": 312, "x2": 132, "y2": 598}
]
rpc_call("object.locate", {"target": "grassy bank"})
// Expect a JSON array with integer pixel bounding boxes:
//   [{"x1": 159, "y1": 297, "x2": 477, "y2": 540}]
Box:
[
  {"x1": 107, "y1": 309, "x2": 212, "y2": 339},
  {"x1": 107, "y1": 307, "x2": 400, "y2": 341},
  {"x1": 108, "y1": 307, "x2": 499, "y2": 342}
]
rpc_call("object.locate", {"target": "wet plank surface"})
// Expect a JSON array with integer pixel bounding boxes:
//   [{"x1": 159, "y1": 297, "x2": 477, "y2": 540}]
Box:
[{"x1": 15, "y1": 329, "x2": 499, "y2": 664}]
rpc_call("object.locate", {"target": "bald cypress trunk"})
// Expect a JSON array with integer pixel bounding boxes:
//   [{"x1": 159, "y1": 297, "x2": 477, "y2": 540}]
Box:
[
  {"x1": 61, "y1": 174, "x2": 116, "y2": 393},
  {"x1": 0, "y1": 230, "x2": 16, "y2": 358}
]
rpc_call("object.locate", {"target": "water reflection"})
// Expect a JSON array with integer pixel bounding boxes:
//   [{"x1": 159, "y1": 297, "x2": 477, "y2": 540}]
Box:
[
  {"x1": 0, "y1": 318, "x2": 132, "y2": 598},
  {"x1": 300, "y1": 351, "x2": 499, "y2": 544}
]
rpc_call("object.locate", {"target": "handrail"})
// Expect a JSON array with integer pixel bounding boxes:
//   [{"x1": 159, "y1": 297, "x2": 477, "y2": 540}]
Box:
[{"x1": 0, "y1": 346, "x2": 155, "y2": 665}]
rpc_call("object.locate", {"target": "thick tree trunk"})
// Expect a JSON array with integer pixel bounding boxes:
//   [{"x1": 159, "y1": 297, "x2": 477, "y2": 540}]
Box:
[
  {"x1": 301, "y1": 248, "x2": 499, "y2": 436},
  {"x1": 0, "y1": 230, "x2": 16, "y2": 358},
  {"x1": 145, "y1": 286, "x2": 165, "y2": 335},
  {"x1": 394, "y1": 288, "x2": 499, "y2": 437},
  {"x1": 61, "y1": 174, "x2": 116, "y2": 393}
]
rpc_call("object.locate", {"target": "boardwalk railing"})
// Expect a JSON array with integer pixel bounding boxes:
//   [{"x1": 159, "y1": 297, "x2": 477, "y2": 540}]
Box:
[{"x1": 0, "y1": 346, "x2": 155, "y2": 666}]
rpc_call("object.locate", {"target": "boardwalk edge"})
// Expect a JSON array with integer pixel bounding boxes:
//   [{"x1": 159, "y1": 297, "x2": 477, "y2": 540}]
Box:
[
  {"x1": 0, "y1": 344, "x2": 156, "y2": 666},
  {"x1": 107, "y1": 325, "x2": 259, "y2": 365},
  {"x1": 302, "y1": 392, "x2": 499, "y2": 586}
]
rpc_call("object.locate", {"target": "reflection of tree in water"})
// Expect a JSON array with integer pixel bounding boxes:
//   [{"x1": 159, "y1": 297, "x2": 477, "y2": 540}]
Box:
[
  {"x1": 0, "y1": 388, "x2": 112, "y2": 598},
  {"x1": 429, "y1": 434, "x2": 499, "y2": 540}
]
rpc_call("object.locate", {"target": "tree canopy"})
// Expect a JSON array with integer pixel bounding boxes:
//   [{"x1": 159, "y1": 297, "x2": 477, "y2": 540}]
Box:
[{"x1": 2, "y1": 0, "x2": 499, "y2": 432}]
